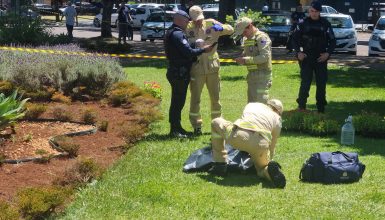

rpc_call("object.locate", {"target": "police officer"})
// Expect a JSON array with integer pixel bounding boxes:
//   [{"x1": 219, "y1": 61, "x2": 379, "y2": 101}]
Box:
[
  {"x1": 233, "y1": 17, "x2": 273, "y2": 104},
  {"x1": 210, "y1": 99, "x2": 285, "y2": 188},
  {"x1": 165, "y1": 10, "x2": 213, "y2": 138},
  {"x1": 186, "y1": 5, "x2": 234, "y2": 136},
  {"x1": 293, "y1": 1, "x2": 336, "y2": 113}
]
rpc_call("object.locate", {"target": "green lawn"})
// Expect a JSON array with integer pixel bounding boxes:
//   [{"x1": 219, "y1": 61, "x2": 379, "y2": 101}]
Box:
[{"x1": 61, "y1": 61, "x2": 385, "y2": 219}]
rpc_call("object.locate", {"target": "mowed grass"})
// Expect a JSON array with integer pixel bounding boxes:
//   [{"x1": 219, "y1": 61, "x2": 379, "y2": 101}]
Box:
[{"x1": 61, "y1": 61, "x2": 385, "y2": 219}]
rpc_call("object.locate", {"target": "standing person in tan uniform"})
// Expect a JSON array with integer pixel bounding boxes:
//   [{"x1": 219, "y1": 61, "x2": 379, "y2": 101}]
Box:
[
  {"x1": 233, "y1": 17, "x2": 273, "y2": 104},
  {"x1": 186, "y1": 5, "x2": 234, "y2": 135},
  {"x1": 210, "y1": 99, "x2": 286, "y2": 188}
]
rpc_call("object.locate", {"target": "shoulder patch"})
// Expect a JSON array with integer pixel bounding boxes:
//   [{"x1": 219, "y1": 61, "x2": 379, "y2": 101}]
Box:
[
  {"x1": 182, "y1": 39, "x2": 188, "y2": 44},
  {"x1": 189, "y1": 31, "x2": 195, "y2": 38},
  {"x1": 260, "y1": 37, "x2": 267, "y2": 45},
  {"x1": 205, "y1": 28, "x2": 211, "y2": 35}
]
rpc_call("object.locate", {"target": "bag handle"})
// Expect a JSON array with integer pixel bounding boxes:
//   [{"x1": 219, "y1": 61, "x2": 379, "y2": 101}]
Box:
[{"x1": 328, "y1": 151, "x2": 353, "y2": 164}]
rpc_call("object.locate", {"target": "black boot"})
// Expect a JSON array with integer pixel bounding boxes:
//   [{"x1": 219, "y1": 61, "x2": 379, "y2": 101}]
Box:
[
  {"x1": 194, "y1": 127, "x2": 202, "y2": 136},
  {"x1": 208, "y1": 162, "x2": 227, "y2": 177},
  {"x1": 267, "y1": 161, "x2": 286, "y2": 188},
  {"x1": 170, "y1": 124, "x2": 188, "y2": 138}
]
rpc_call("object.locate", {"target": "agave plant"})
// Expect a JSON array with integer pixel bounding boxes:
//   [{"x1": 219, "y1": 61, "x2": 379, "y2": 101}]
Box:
[{"x1": 0, "y1": 90, "x2": 30, "y2": 131}]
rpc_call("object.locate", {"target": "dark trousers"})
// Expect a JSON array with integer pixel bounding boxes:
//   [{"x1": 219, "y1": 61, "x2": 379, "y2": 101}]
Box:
[
  {"x1": 297, "y1": 57, "x2": 328, "y2": 112},
  {"x1": 167, "y1": 74, "x2": 189, "y2": 128},
  {"x1": 66, "y1": 24, "x2": 74, "y2": 39}
]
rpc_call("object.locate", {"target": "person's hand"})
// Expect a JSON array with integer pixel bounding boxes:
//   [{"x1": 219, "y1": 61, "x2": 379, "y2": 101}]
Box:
[
  {"x1": 235, "y1": 57, "x2": 246, "y2": 65},
  {"x1": 211, "y1": 24, "x2": 223, "y2": 32},
  {"x1": 317, "y1": 52, "x2": 330, "y2": 62},
  {"x1": 297, "y1": 52, "x2": 307, "y2": 61},
  {"x1": 203, "y1": 44, "x2": 214, "y2": 53}
]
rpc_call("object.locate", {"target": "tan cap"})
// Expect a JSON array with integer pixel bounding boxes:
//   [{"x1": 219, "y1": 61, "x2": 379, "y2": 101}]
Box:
[
  {"x1": 233, "y1": 17, "x2": 253, "y2": 36},
  {"x1": 189, "y1": 5, "x2": 204, "y2": 21},
  {"x1": 267, "y1": 99, "x2": 283, "y2": 115}
]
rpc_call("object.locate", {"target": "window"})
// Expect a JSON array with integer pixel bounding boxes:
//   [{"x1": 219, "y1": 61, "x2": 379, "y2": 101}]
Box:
[
  {"x1": 136, "y1": 8, "x2": 146, "y2": 15},
  {"x1": 375, "y1": 18, "x2": 385, "y2": 30},
  {"x1": 326, "y1": 17, "x2": 353, "y2": 28}
]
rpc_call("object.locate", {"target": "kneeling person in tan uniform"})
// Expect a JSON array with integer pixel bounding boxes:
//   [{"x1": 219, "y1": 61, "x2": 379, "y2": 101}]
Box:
[{"x1": 210, "y1": 99, "x2": 286, "y2": 188}]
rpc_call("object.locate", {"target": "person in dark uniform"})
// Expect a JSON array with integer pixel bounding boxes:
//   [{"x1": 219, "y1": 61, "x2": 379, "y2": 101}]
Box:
[
  {"x1": 292, "y1": 1, "x2": 336, "y2": 113},
  {"x1": 165, "y1": 10, "x2": 213, "y2": 138},
  {"x1": 287, "y1": 4, "x2": 306, "y2": 53}
]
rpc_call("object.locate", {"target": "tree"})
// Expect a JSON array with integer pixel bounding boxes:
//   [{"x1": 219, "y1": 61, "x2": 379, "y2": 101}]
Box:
[
  {"x1": 218, "y1": 0, "x2": 236, "y2": 46},
  {"x1": 101, "y1": 0, "x2": 114, "y2": 37}
]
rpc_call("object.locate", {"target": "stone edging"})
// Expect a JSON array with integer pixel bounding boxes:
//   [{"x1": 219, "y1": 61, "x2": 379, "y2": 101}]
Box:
[{"x1": 2, "y1": 119, "x2": 97, "y2": 164}]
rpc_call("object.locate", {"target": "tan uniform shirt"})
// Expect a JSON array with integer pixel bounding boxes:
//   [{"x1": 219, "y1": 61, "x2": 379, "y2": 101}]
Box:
[
  {"x1": 186, "y1": 19, "x2": 234, "y2": 74},
  {"x1": 234, "y1": 103, "x2": 281, "y2": 158},
  {"x1": 242, "y1": 30, "x2": 272, "y2": 72}
]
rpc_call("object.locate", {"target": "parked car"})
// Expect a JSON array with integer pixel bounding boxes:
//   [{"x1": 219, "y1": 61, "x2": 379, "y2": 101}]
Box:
[
  {"x1": 324, "y1": 14, "x2": 357, "y2": 55},
  {"x1": 163, "y1": 4, "x2": 181, "y2": 12},
  {"x1": 368, "y1": 16, "x2": 385, "y2": 56},
  {"x1": 131, "y1": 7, "x2": 163, "y2": 28},
  {"x1": 303, "y1": 5, "x2": 338, "y2": 15},
  {"x1": 33, "y1": 3, "x2": 54, "y2": 14},
  {"x1": 92, "y1": 7, "x2": 121, "y2": 27},
  {"x1": 140, "y1": 11, "x2": 175, "y2": 42},
  {"x1": 260, "y1": 11, "x2": 292, "y2": 47},
  {"x1": 202, "y1": 7, "x2": 240, "y2": 20}
]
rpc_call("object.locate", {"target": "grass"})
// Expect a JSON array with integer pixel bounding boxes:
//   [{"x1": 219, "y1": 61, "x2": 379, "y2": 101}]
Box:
[{"x1": 60, "y1": 62, "x2": 385, "y2": 219}]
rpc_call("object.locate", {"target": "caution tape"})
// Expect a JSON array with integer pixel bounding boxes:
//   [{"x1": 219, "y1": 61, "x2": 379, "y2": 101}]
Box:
[{"x1": 0, "y1": 46, "x2": 296, "y2": 64}]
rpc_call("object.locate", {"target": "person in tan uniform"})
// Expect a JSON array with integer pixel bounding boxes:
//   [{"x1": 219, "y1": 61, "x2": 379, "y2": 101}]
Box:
[
  {"x1": 210, "y1": 99, "x2": 286, "y2": 188},
  {"x1": 233, "y1": 17, "x2": 273, "y2": 104},
  {"x1": 186, "y1": 5, "x2": 234, "y2": 135}
]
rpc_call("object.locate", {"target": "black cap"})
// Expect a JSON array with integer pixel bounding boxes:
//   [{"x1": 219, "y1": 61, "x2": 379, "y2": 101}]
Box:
[
  {"x1": 310, "y1": 1, "x2": 322, "y2": 12},
  {"x1": 175, "y1": 10, "x2": 190, "y2": 20}
]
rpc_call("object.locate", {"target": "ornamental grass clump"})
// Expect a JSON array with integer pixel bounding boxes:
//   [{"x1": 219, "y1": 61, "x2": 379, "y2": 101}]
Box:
[
  {"x1": 0, "y1": 200, "x2": 18, "y2": 220},
  {"x1": 0, "y1": 44, "x2": 126, "y2": 100},
  {"x1": 108, "y1": 81, "x2": 143, "y2": 106},
  {"x1": 0, "y1": 90, "x2": 29, "y2": 131}
]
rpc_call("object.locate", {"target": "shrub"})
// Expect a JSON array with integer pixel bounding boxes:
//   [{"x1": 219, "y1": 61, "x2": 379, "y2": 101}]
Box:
[
  {"x1": 24, "y1": 103, "x2": 47, "y2": 120},
  {"x1": 0, "y1": 80, "x2": 14, "y2": 95},
  {"x1": 283, "y1": 110, "x2": 338, "y2": 136},
  {"x1": 119, "y1": 123, "x2": 149, "y2": 146},
  {"x1": 51, "y1": 92, "x2": 71, "y2": 104},
  {"x1": 0, "y1": 200, "x2": 18, "y2": 220},
  {"x1": 53, "y1": 157, "x2": 102, "y2": 188},
  {"x1": 51, "y1": 105, "x2": 73, "y2": 121},
  {"x1": 354, "y1": 112, "x2": 385, "y2": 138},
  {"x1": 108, "y1": 81, "x2": 143, "y2": 106},
  {"x1": 0, "y1": 45, "x2": 126, "y2": 100},
  {"x1": 98, "y1": 120, "x2": 109, "y2": 132},
  {"x1": 54, "y1": 136, "x2": 79, "y2": 158},
  {"x1": 82, "y1": 108, "x2": 98, "y2": 124},
  {"x1": 16, "y1": 187, "x2": 69, "y2": 220},
  {"x1": 143, "y1": 81, "x2": 162, "y2": 100}
]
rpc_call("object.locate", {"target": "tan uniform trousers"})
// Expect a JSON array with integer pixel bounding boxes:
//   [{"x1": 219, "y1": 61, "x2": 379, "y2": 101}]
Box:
[
  {"x1": 189, "y1": 73, "x2": 221, "y2": 129},
  {"x1": 211, "y1": 117, "x2": 272, "y2": 181},
  {"x1": 247, "y1": 70, "x2": 272, "y2": 104}
]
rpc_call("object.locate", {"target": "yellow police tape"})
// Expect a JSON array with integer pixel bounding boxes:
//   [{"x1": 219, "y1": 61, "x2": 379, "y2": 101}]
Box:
[{"x1": 0, "y1": 46, "x2": 296, "y2": 64}]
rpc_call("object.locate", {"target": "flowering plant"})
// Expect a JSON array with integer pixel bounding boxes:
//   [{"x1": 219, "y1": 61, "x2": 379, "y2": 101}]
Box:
[{"x1": 144, "y1": 81, "x2": 162, "y2": 100}]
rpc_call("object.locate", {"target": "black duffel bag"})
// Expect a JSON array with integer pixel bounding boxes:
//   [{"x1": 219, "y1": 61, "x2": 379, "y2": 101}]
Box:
[{"x1": 300, "y1": 151, "x2": 366, "y2": 184}]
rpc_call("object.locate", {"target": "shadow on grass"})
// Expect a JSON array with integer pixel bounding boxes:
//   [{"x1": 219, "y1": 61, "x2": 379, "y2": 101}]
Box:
[
  {"x1": 286, "y1": 66, "x2": 385, "y2": 88},
  {"x1": 221, "y1": 75, "x2": 245, "y2": 82},
  {"x1": 196, "y1": 173, "x2": 277, "y2": 188}
]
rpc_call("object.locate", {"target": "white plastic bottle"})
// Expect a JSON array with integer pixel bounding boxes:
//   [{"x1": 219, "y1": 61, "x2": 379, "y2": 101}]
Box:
[{"x1": 341, "y1": 115, "x2": 355, "y2": 145}]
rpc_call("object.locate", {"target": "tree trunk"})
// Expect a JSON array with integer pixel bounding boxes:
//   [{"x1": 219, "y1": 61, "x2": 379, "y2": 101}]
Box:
[
  {"x1": 218, "y1": 0, "x2": 236, "y2": 47},
  {"x1": 101, "y1": 0, "x2": 113, "y2": 38}
]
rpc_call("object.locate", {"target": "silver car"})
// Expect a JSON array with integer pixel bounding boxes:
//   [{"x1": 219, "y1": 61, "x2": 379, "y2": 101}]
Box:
[
  {"x1": 140, "y1": 11, "x2": 175, "y2": 42},
  {"x1": 368, "y1": 16, "x2": 385, "y2": 56},
  {"x1": 324, "y1": 14, "x2": 357, "y2": 55}
]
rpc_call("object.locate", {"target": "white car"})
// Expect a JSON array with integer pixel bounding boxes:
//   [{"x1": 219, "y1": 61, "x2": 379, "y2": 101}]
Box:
[
  {"x1": 324, "y1": 14, "x2": 357, "y2": 55},
  {"x1": 140, "y1": 11, "x2": 175, "y2": 42},
  {"x1": 131, "y1": 7, "x2": 163, "y2": 28},
  {"x1": 368, "y1": 16, "x2": 385, "y2": 56}
]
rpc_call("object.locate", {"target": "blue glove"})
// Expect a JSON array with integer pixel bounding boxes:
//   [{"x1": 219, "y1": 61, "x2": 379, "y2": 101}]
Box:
[{"x1": 211, "y1": 24, "x2": 223, "y2": 32}]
